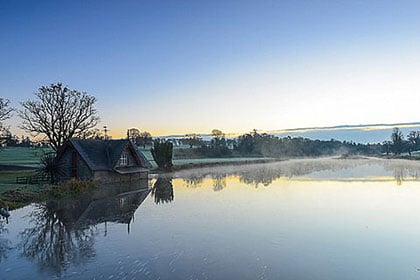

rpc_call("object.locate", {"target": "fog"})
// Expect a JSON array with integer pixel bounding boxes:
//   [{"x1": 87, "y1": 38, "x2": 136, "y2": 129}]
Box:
[{"x1": 154, "y1": 157, "x2": 420, "y2": 188}]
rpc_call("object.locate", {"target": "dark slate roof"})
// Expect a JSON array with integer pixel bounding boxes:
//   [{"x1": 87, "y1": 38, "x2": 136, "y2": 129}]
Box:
[{"x1": 68, "y1": 138, "x2": 152, "y2": 171}]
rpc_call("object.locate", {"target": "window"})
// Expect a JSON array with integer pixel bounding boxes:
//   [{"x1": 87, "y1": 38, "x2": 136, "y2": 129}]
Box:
[{"x1": 119, "y1": 152, "x2": 129, "y2": 166}]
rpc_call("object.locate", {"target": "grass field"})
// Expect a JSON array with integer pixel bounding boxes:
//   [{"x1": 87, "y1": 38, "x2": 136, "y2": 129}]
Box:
[
  {"x1": 0, "y1": 147, "x2": 49, "y2": 197},
  {"x1": 0, "y1": 170, "x2": 36, "y2": 193},
  {"x1": 0, "y1": 147, "x2": 51, "y2": 168}
]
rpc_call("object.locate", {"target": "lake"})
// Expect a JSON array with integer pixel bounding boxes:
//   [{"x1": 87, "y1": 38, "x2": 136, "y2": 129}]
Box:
[{"x1": 2, "y1": 158, "x2": 420, "y2": 279}]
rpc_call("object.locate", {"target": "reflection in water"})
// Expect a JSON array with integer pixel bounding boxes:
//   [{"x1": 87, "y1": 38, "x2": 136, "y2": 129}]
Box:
[
  {"x1": 19, "y1": 180, "x2": 149, "y2": 275},
  {"x1": 177, "y1": 158, "x2": 420, "y2": 189},
  {"x1": 5, "y1": 159, "x2": 420, "y2": 279},
  {"x1": 19, "y1": 202, "x2": 96, "y2": 274},
  {"x1": 152, "y1": 178, "x2": 174, "y2": 204},
  {"x1": 394, "y1": 168, "x2": 404, "y2": 186},
  {"x1": 213, "y1": 175, "x2": 226, "y2": 191},
  {"x1": 184, "y1": 177, "x2": 204, "y2": 188},
  {"x1": 0, "y1": 221, "x2": 10, "y2": 262},
  {"x1": 382, "y1": 161, "x2": 420, "y2": 186},
  {"x1": 178, "y1": 159, "x2": 361, "y2": 188}
]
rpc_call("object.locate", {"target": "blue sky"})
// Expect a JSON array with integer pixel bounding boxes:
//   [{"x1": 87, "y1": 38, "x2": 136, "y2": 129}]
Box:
[{"x1": 1, "y1": 0, "x2": 420, "y2": 137}]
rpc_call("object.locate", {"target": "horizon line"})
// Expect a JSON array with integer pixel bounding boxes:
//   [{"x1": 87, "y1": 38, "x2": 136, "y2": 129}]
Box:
[{"x1": 155, "y1": 121, "x2": 420, "y2": 138}]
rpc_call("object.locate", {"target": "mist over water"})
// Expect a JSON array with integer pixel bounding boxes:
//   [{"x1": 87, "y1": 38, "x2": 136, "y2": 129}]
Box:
[
  {"x1": 166, "y1": 157, "x2": 420, "y2": 186},
  {"x1": 2, "y1": 158, "x2": 420, "y2": 279}
]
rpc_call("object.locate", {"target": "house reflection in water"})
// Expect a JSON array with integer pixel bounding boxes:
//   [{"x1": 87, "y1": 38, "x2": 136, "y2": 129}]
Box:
[
  {"x1": 58, "y1": 179, "x2": 150, "y2": 233},
  {"x1": 19, "y1": 180, "x2": 150, "y2": 274}
]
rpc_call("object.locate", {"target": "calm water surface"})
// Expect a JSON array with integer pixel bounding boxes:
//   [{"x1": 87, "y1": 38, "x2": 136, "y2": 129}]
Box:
[{"x1": 2, "y1": 158, "x2": 420, "y2": 279}]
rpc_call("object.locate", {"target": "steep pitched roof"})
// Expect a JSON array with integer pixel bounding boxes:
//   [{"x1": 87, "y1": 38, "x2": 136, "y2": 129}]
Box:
[{"x1": 67, "y1": 138, "x2": 152, "y2": 171}]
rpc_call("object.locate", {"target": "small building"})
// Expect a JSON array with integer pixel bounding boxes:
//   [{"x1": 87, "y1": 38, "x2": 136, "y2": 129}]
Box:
[{"x1": 56, "y1": 138, "x2": 152, "y2": 183}]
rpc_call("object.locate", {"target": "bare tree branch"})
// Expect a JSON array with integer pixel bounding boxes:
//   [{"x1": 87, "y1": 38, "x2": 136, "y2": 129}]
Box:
[
  {"x1": 19, "y1": 83, "x2": 100, "y2": 151},
  {"x1": 0, "y1": 98, "x2": 13, "y2": 122}
]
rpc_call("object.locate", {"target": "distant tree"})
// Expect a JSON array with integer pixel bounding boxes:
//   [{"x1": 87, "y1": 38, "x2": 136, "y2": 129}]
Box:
[
  {"x1": 136, "y1": 131, "x2": 153, "y2": 148},
  {"x1": 151, "y1": 139, "x2": 173, "y2": 170},
  {"x1": 3, "y1": 133, "x2": 19, "y2": 146},
  {"x1": 237, "y1": 132, "x2": 256, "y2": 154},
  {"x1": 391, "y1": 128, "x2": 404, "y2": 155},
  {"x1": 183, "y1": 133, "x2": 203, "y2": 148},
  {"x1": 127, "y1": 128, "x2": 140, "y2": 143},
  {"x1": 211, "y1": 129, "x2": 226, "y2": 148},
  {"x1": 407, "y1": 131, "x2": 420, "y2": 152},
  {"x1": 80, "y1": 128, "x2": 105, "y2": 140},
  {"x1": 211, "y1": 129, "x2": 224, "y2": 139},
  {"x1": 382, "y1": 141, "x2": 392, "y2": 156},
  {"x1": 200, "y1": 129, "x2": 230, "y2": 157},
  {"x1": 19, "y1": 83, "x2": 100, "y2": 152}
]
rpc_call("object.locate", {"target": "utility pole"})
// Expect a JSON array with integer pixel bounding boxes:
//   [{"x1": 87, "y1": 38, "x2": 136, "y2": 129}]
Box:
[{"x1": 103, "y1": 126, "x2": 109, "y2": 140}]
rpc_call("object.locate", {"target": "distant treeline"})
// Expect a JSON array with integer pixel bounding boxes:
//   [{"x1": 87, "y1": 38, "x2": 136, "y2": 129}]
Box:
[
  {"x1": 173, "y1": 128, "x2": 420, "y2": 158},
  {"x1": 173, "y1": 129, "x2": 380, "y2": 158},
  {"x1": 235, "y1": 132, "x2": 382, "y2": 158}
]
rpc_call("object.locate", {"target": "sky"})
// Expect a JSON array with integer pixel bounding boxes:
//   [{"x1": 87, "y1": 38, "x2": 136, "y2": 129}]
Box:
[{"x1": 1, "y1": 0, "x2": 420, "y2": 138}]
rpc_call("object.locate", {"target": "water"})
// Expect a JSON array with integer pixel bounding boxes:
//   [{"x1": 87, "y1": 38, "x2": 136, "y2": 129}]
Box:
[{"x1": 2, "y1": 158, "x2": 420, "y2": 279}]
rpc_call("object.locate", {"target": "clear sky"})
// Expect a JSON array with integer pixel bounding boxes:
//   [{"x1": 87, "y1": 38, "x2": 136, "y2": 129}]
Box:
[{"x1": 1, "y1": 0, "x2": 420, "y2": 138}]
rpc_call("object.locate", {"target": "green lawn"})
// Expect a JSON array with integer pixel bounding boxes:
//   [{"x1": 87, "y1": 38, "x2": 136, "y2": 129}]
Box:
[
  {"x1": 0, "y1": 170, "x2": 36, "y2": 194},
  {"x1": 0, "y1": 147, "x2": 51, "y2": 167},
  {"x1": 0, "y1": 147, "x2": 47, "y2": 195}
]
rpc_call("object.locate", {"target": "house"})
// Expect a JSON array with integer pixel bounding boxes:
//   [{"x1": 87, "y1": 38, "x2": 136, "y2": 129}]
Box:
[{"x1": 56, "y1": 138, "x2": 152, "y2": 182}]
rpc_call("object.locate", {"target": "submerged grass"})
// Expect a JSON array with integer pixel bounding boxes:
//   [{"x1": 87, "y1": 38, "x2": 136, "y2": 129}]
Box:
[{"x1": 0, "y1": 179, "x2": 99, "y2": 210}]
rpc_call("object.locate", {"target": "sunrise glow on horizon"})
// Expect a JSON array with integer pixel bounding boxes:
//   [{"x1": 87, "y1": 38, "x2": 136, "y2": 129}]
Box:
[{"x1": 1, "y1": 1, "x2": 420, "y2": 138}]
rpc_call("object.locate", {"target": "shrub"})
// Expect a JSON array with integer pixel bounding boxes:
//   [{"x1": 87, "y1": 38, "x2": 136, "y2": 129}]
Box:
[{"x1": 38, "y1": 152, "x2": 65, "y2": 184}]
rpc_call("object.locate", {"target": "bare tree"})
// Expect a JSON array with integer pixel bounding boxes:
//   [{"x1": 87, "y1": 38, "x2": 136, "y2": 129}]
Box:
[
  {"x1": 0, "y1": 98, "x2": 13, "y2": 143},
  {"x1": 19, "y1": 83, "x2": 100, "y2": 151},
  {"x1": 0, "y1": 98, "x2": 13, "y2": 122}
]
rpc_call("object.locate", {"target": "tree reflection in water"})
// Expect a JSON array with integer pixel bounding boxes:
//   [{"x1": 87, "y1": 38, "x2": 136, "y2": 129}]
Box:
[
  {"x1": 19, "y1": 201, "x2": 96, "y2": 275},
  {"x1": 152, "y1": 177, "x2": 174, "y2": 204},
  {"x1": 177, "y1": 158, "x2": 420, "y2": 189},
  {"x1": 212, "y1": 174, "x2": 227, "y2": 191},
  {"x1": 15, "y1": 180, "x2": 149, "y2": 275},
  {"x1": 0, "y1": 220, "x2": 11, "y2": 262},
  {"x1": 183, "y1": 177, "x2": 204, "y2": 188},
  {"x1": 383, "y1": 162, "x2": 420, "y2": 186}
]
